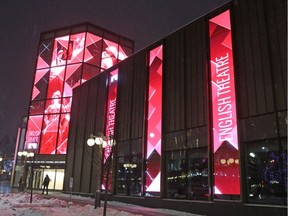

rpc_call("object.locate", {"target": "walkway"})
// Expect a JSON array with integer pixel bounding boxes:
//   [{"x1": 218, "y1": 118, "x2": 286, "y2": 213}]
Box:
[{"x1": 0, "y1": 181, "x2": 202, "y2": 216}]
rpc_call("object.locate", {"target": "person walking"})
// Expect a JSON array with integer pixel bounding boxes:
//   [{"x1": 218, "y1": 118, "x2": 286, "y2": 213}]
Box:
[
  {"x1": 42, "y1": 174, "x2": 50, "y2": 195},
  {"x1": 18, "y1": 176, "x2": 23, "y2": 191}
]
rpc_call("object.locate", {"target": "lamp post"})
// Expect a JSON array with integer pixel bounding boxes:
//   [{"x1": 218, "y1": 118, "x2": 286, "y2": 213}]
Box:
[
  {"x1": 87, "y1": 133, "x2": 116, "y2": 216},
  {"x1": 18, "y1": 150, "x2": 35, "y2": 203},
  {"x1": 0, "y1": 156, "x2": 3, "y2": 190}
]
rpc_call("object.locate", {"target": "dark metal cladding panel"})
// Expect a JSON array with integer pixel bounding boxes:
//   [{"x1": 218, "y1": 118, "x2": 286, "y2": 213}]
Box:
[
  {"x1": 196, "y1": 19, "x2": 208, "y2": 127},
  {"x1": 241, "y1": 0, "x2": 258, "y2": 116},
  {"x1": 251, "y1": 0, "x2": 274, "y2": 113},
  {"x1": 117, "y1": 58, "x2": 134, "y2": 141},
  {"x1": 80, "y1": 78, "x2": 98, "y2": 193},
  {"x1": 233, "y1": 0, "x2": 287, "y2": 118},
  {"x1": 264, "y1": 0, "x2": 287, "y2": 110},
  {"x1": 64, "y1": 87, "x2": 81, "y2": 191},
  {"x1": 232, "y1": 1, "x2": 249, "y2": 118},
  {"x1": 90, "y1": 74, "x2": 108, "y2": 193},
  {"x1": 131, "y1": 52, "x2": 147, "y2": 140},
  {"x1": 184, "y1": 19, "x2": 208, "y2": 129},
  {"x1": 164, "y1": 29, "x2": 186, "y2": 132},
  {"x1": 65, "y1": 72, "x2": 108, "y2": 193},
  {"x1": 72, "y1": 84, "x2": 89, "y2": 192}
]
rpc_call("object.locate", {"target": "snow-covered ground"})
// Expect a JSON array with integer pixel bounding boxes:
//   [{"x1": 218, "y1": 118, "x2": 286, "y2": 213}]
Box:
[{"x1": 0, "y1": 191, "x2": 204, "y2": 216}]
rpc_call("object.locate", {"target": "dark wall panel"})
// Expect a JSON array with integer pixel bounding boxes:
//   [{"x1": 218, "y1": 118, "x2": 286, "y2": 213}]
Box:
[
  {"x1": 164, "y1": 29, "x2": 186, "y2": 132},
  {"x1": 117, "y1": 58, "x2": 134, "y2": 141},
  {"x1": 72, "y1": 84, "x2": 89, "y2": 192},
  {"x1": 64, "y1": 87, "x2": 81, "y2": 191},
  {"x1": 130, "y1": 52, "x2": 147, "y2": 139},
  {"x1": 80, "y1": 78, "x2": 98, "y2": 193},
  {"x1": 116, "y1": 52, "x2": 147, "y2": 142},
  {"x1": 233, "y1": 0, "x2": 287, "y2": 118},
  {"x1": 264, "y1": 0, "x2": 287, "y2": 111},
  {"x1": 65, "y1": 72, "x2": 108, "y2": 193},
  {"x1": 184, "y1": 20, "x2": 208, "y2": 129},
  {"x1": 89, "y1": 74, "x2": 108, "y2": 193}
]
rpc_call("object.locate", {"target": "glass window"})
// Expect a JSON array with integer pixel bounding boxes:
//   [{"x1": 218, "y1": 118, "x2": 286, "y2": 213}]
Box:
[
  {"x1": 36, "y1": 39, "x2": 53, "y2": 69},
  {"x1": 56, "y1": 113, "x2": 70, "y2": 154},
  {"x1": 29, "y1": 101, "x2": 45, "y2": 115},
  {"x1": 32, "y1": 69, "x2": 50, "y2": 100},
  {"x1": 129, "y1": 155, "x2": 142, "y2": 196},
  {"x1": 81, "y1": 64, "x2": 100, "y2": 84},
  {"x1": 116, "y1": 156, "x2": 130, "y2": 195},
  {"x1": 55, "y1": 169, "x2": 65, "y2": 190},
  {"x1": 84, "y1": 33, "x2": 102, "y2": 66},
  {"x1": 166, "y1": 150, "x2": 187, "y2": 199},
  {"x1": 64, "y1": 64, "x2": 82, "y2": 97},
  {"x1": 116, "y1": 155, "x2": 142, "y2": 196},
  {"x1": 40, "y1": 114, "x2": 60, "y2": 154},
  {"x1": 187, "y1": 148, "x2": 209, "y2": 200},
  {"x1": 51, "y1": 36, "x2": 69, "y2": 67},
  {"x1": 25, "y1": 115, "x2": 43, "y2": 150},
  {"x1": 101, "y1": 39, "x2": 118, "y2": 70},
  {"x1": 46, "y1": 66, "x2": 65, "y2": 99},
  {"x1": 68, "y1": 33, "x2": 86, "y2": 64},
  {"x1": 245, "y1": 139, "x2": 287, "y2": 205}
]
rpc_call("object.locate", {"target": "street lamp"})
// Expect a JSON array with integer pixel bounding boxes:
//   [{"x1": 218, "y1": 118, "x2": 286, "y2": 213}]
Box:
[
  {"x1": 0, "y1": 156, "x2": 3, "y2": 190},
  {"x1": 17, "y1": 150, "x2": 35, "y2": 203},
  {"x1": 87, "y1": 133, "x2": 116, "y2": 216}
]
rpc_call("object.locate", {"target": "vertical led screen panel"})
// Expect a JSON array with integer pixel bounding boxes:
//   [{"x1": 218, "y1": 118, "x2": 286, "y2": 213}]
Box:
[
  {"x1": 145, "y1": 45, "x2": 163, "y2": 194},
  {"x1": 84, "y1": 33, "x2": 102, "y2": 67},
  {"x1": 103, "y1": 69, "x2": 118, "y2": 189},
  {"x1": 101, "y1": 40, "x2": 119, "y2": 70},
  {"x1": 25, "y1": 115, "x2": 43, "y2": 150},
  {"x1": 209, "y1": 10, "x2": 240, "y2": 195},
  {"x1": 36, "y1": 39, "x2": 53, "y2": 69},
  {"x1": 31, "y1": 69, "x2": 49, "y2": 100},
  {"x1": 26, "y1": 26, "x2": 132, "y2": 155}
]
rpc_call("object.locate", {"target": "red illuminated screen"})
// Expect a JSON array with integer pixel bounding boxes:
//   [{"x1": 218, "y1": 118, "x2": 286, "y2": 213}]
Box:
[
  {"x1": 209, "y1": 10, "x2": 240, "y2": 195},
  {"x1": 26, "y1": 31, "x2": 131, "y2": 154},
  {"x1": 105, "y1": 69, "x2": 118, "y2": 161},
  {"x1": 102, "y1": 69, "x2": 118, "y2": 190},
  {"x1": 145, "y1": 45, "x2": 163, "y2": 193},
  {"x1": 25, "y1": 115, "x2": 43, "y2": 150}
]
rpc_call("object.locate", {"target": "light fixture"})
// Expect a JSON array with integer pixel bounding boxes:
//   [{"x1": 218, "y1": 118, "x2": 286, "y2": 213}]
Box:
[
  {"x1": 107, "y1": 139, "x2": 116, "y2": 147},
  {"x1": 86, "y1": 132, "x2": 117, "y2": 213},
  {"x1": 18, "y1": 150, "x2": 35, "y2": 158},
  {"x1": 87, "y1": 138, "x2": 95, "y2": 146},
  {"x1": 28, "y1": 152, "x2": 35, "y2": 157},
  {"x1": 95, "y1": 137, "x2": 103, "y2": 145},
  {"x1": 87, "y1": 133, "x2": 116, "y2": 148},
  {"x1": 102, "y1": 140, "x2": 107, "y2": 148}
]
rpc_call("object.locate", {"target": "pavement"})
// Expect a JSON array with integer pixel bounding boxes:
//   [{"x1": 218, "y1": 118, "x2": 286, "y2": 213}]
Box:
[{"x1": 0, "y1": 180, "x2": 201, "y2": 216}]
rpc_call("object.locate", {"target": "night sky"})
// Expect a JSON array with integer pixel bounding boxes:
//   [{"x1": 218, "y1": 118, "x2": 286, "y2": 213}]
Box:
[{"x1": 0, "y1": 0, "x2": 228, "y2": 146}]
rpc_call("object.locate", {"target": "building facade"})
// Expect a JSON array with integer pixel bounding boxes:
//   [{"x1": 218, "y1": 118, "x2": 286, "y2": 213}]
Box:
[
  {"x1": 64, "y1": 0, "x2": 287, "y2": 215},
  {"x1": 14, "y1": 23, "x2": 134, "y2": 190}
]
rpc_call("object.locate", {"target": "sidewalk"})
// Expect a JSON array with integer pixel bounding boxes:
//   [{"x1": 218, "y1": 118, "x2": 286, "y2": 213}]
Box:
[
  {"x1": 46, "y1": 191, "x2": 202, "y2": 216},
  {"x1": 0, "y1": 181, "x2": 202, "y2": 216}
]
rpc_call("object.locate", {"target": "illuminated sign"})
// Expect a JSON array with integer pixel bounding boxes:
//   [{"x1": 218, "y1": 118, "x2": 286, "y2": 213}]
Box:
[
  {"x1": 209, "y1": 10, "x2": 240, "y2": 195},
  {"x1": 104, "y1": 69, "x2": 118, "y2": 162},
  {"x1": 145, "y1": 45, "x2": 163, "y2": 194},
  {"x1": 26, "y1": 29, "x2": 131, "y2": 155},
  {"x1": 102, "y1": 69, "x2": 118, "y2": 190}
]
